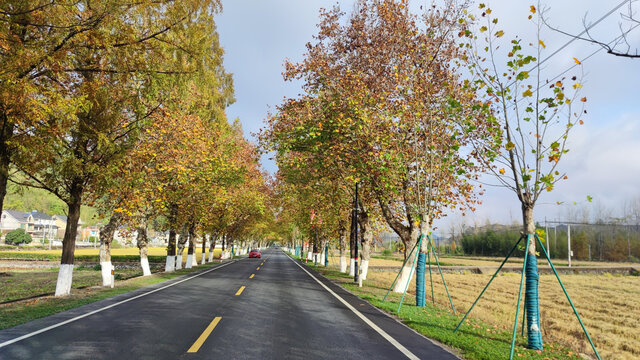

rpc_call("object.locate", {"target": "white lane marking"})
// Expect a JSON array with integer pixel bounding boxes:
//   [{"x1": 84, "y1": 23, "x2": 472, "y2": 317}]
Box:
[
  {"x1": 286, "y1": 254, "x2": 420, "y2": 360},
  {"x1": 0, "y1": 260, "x2": 238, "y2": 348}
]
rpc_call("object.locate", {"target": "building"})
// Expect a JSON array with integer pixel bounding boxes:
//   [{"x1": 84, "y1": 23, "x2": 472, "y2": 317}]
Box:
[
  {"x1": 0, "y1": 210, "x2": 29, "y2": 234},
  {"x1": 51, "y1": 214, "x2": 83, "y2": 239},
  {"x1": 1, "y1": 210, "x2": 58, "y2": 240}
]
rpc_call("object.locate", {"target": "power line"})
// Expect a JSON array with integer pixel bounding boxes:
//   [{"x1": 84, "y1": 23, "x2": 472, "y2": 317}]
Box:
[{"x1": 506, "y1": 0, "x2": 630, "y2": 89}]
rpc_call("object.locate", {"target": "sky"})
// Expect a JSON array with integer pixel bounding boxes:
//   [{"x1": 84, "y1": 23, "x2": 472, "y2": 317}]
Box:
[{"x1": 215, "y1": 0, "x2": 640, "y2": 234}]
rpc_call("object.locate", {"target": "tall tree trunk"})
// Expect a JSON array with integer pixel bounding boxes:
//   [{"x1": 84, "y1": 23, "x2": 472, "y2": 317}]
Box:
[
  {"x1": 523, "y1": 203, "x2": 543, "y2": 349},
  {"x1": 165, "y1": 228, "x2": 177, "y2": 272},
  {"x1": 165, "y1": 205, "x2": 178, "y2": 272},
  {"x1": 0, "y1": 114, "x2": 12, "y2": 215},
  {"x1": 137, "y1": 223, "x2": 151, "y2": 276},
  {"x1": 201, "y1": 233, "x2": 207, "y2": 264},
  {"x1": 221, "y1": 234, "x2": 226, "y2": 259},
  {"x1": 99, "y1": 212, "x2": 121, "y2": 286},
  {"x1": 339, "y1": 224, "x2": 348, "y2": 273},
  {"x1": 358, "y1": 210, "x2": 373, "y2": 280},
  {"x1": 186, "y1": 227, "x2": 197, "y2": 268},
  {"x1": 208, "y1": 233, "x2": 217, "y2": 262},
  {"x1": 176, "y1": 226, "x2": 188, "y2": 269},
  {"x1": 393, "y1": 226, "x2": 420, "y2": 293},
  {"x1": 55, "y1": 180, "x2": 83, "y2": 296},
  {"x1": 349, "y1": 212, "x2": 356, "y2": 276}
]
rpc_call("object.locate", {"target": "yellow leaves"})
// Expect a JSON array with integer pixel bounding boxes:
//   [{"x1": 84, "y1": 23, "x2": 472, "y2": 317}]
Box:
[
  {"x1": 555, "y1": 81, "x2": 562, "y2": 87},
  {"x1": 499, "y1": 168, "x2": 505, "y2": 175},
  {"x1": 495, "y1": 30, "x2": 504, "y2": 38},
  {"x1": 522, "y1": 89, "x2": 533, "y2": 97},
  {"x1": 573, "y1": 83, "x2": 582, "y2": 89},
  {"x1": 573, "y1": 57, "x2": 581, "y2": 65},
  {"x1": 539, "y1": 40, "x2": 546, "y2": 49},
  {"x1": 480, "y1": 26, "x2": 487, "y2": 33},
  {"x1": 530, "y1": 5, "x2": 536, "y2": 13},
  {"x1": 505, "y1": 141, "x2": 515, "y2": 151},
  {"x1": 485, "y1": 8, "x2": 492, "y2": 15}
]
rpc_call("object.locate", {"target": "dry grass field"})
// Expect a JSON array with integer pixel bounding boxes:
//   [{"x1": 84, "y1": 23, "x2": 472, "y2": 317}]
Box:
[{"x1": 338, "y1": 263, "x2": 640, "y2": 359}]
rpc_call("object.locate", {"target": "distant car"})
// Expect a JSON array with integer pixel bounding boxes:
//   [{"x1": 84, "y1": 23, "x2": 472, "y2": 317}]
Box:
[{"x1": 248, "y1": 249, "x2": 261, "y2": 258}]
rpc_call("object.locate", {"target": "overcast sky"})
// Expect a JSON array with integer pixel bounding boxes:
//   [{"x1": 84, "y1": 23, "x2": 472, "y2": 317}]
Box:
[{"x1": 215, "y1": 1, "x2": 640, "y2": 234}]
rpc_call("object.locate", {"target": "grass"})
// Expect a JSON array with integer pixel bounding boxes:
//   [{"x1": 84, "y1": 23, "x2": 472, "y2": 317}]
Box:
[
  {"x1": 304, "y1": 256, "x2": 639, "y2": 360},
  {"x1": 0, "y1": 247, "x2": 222, "y2": 263},
  {"x1": 0, "y1": 262, "x2": 218, "y2": 330},
  {"x1": 0, "y1": 267, "x2": 148, "y2": 303}
]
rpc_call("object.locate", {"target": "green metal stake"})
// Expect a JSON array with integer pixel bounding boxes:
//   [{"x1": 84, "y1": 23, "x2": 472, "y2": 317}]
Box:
[
  {"x1": 428, "y1": 243, "x2": 434, "y2": 304},
  {"x1": 383, "y1": 240, "x2": 419, "y2": 303},
  {"x1": 454, "y1": 235, "x2": 524, "y2": 333},
  {"x1": 397, "y1": 235, "x2": 424, "y2": 313},
  {"x1": 535, "y1": 235, "x2": 601, "y2": 360},
  {"x1": 521, "y1": 306, "x2": 526, "y2": 336},
  {"x1": 509, "y1": 240, "x2": 529, "y2": 360},
  {"x1": 427, "y1": 234, "x2": 457, "y2": 314}
]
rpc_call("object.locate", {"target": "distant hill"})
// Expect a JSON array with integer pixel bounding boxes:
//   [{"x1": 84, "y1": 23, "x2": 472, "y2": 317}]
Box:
[{"x1": 4, "y1": 182, "x2": 101, "y2": 226}]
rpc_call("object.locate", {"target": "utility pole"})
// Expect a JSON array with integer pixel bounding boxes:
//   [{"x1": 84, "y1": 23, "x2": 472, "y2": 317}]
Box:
[
  {"x1": 568, "y1": 224, "x2": 572, "y2": 268},
  {"x1": 353, "y1": 182, "x2": 359, "y2": 283}
]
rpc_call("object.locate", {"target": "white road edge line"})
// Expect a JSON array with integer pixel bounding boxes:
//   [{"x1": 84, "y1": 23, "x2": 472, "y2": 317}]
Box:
[
  {"x1": 0, "y1": 260, "x2": 238, "y2": 348},
  {"x1": 285, "y1": 253, "x2": 420, "y2": 360}
]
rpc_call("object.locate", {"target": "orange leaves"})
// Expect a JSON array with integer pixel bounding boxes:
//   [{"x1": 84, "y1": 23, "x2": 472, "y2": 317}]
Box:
[
  {"x1": 580, "y1": 97, "x2": 587, "y2": 102},
  {"x1": 539, "y1": 40, "x2": 546, "y2": 49},
  {"x1": 573, "y1": 57, "x2": 582, "y2": 65},
  {"x1": 499, "y1": 168, "x2": 505, "y2": 175},
  {"x1": 530, "y1": 5, "x2": 536, "y2": 13}
]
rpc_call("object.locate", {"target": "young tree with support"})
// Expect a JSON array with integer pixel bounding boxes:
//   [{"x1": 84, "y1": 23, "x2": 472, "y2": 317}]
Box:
[{"x1": 455, "y1": 4, "x2": 600, "y2": 359}]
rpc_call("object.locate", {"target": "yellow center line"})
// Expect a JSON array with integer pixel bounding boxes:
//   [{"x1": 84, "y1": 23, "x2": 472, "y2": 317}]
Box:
[
  {"x1": 249, "y1": 274, "x2": 255, "y2": 279},
  {"x1": 235, "y1": 286, "x2": 246, "y2": 296},
  {"x1": 261, "y1": 262, "x2": 264, "y2": 266},
  {"x1": 187, "y1": 316, "x2": 222, "y2": 353},
  {"x1": 256, "y1": 267, "x2": 260, "y2": 270}
]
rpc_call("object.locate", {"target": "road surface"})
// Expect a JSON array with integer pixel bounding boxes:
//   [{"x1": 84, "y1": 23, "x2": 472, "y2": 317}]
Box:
[{"x1": 0, "y1": 249, "x2": 459, "y2": 359}]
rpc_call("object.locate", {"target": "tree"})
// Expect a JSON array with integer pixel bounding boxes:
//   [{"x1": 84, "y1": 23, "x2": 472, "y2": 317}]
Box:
[
  {"x1": 462, "y1": 3, "x2": 587, "y2": 350},
  {"x1": 265, "y1": 0, "x2": 497, "y2": 293},
  {"x1": 12, "y1": 0, "x2": 228, "y2": 296},
  {"x1": 543, "y1": 1, "x2": 640, "y2": 59},
  {"x1": 5, "y1": 228, "x2": 31, "y2": 245}
]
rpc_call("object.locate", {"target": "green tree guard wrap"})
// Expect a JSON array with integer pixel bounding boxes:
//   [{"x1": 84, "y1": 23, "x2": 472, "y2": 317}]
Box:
[
  {"x1": 525, "y1": 252, "x2": 543, "y2": 349},
  {"x1": 325, "y1": 246, "x2": 329, "y2": 267},
  {"x1": 416, "y1": 252, "x2": 426, "y2": 307}
]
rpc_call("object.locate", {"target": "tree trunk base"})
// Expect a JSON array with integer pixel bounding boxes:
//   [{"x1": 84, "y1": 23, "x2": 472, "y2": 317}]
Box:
[
  {"x1": 141, "y1": 256, "x2": 151, "y2": 276},
  {"x1": 349, "y1": 258, "x2": 355, "y2": 276},
  {"x1": 340, "y1": 256, "x2": 347, "y2": 273},
  {"x1": 165, "y1": 256, "x2": 175, "y2": 272},
  {"x1": 360, "y1": 259, "x2": 369, "y2": 280},
  {"x1": 393, "y1": 263, "x2": 416, "y2": 293},
  {"x1": 55, "y1": 264, "x2": 74, "y2": 296},
  {"x1": 101, "y1": 261, "x2": 113, "y2": 286}
]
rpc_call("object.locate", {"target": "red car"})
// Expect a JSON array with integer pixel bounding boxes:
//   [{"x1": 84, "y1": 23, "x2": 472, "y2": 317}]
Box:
[{"x1": 248, "y1": 249, "x2": 261, "y2": 258}]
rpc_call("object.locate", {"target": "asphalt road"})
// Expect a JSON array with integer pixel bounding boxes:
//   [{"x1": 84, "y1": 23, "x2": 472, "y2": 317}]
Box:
[{"x1": 0, "y1": 249, "x2": 459, "y2": 360}]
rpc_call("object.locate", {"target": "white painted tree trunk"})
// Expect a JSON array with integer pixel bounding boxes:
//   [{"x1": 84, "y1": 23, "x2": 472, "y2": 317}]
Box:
[
  {"x1": 175, "y1": 252, "x2": 183, "y2": 270},
  {"x1": 340, "y1": 256, "x2": 348, "y2": 273},
  {"x1": 140, "y1": 256, "x2": 151, "y2": 276},
  {"x1": 361, "y1": 259, "x2": 369, "y2": 280},
  {"x1": 190, "y1": 253, "x2": 198, "y2": 267},
  {"x1": 349, "y1": 258, "x2": 355, "y2": 276},
  {"x1": 54, "y1": 264, "x2": 74, "y2": 296},
  {"x1": 208, "y1": 250, "x2": 214, "y2": 262},
  {"x1": 185, "y1": 254, "x2": 193, "y2": 269},
  {"x1": 307, "y1": 251, "x2": 313, "y2": 260},
  {"x1": 201, "y1": 250, "x2": 206, "y2": 265},
  {"x1": 165, "y1": 256, "x2": 175, "y2": 272},
  {"x1": 101, "y1": 261, "x2": 113, "y2": 287},
  {"x1": 319, "y1": 253, "x2": 325, "y2": 266}
]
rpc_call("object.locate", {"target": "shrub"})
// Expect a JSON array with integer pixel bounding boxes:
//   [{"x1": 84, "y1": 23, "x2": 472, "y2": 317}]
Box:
[{"x1": 5, "y1": 229, "x2": 33, "y2": 245}]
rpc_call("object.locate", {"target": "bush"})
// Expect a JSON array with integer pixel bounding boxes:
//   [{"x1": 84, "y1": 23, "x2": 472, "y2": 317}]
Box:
[{"x1": 5, "y1": 229, "x2": 33, "y2": 245}]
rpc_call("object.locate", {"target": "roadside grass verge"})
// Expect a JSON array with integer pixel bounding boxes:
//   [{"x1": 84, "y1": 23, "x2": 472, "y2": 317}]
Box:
[
  {"x1": 0, "y1": 267, "x2": 149, "y2": 303},
  {"x1": 0, "y1": 248, "x2": 222, "y2": 263},
  {"x1": 302, "y1": 262, "x2": 582, "y2": 360},
  {"x1": 0, "y1": 262, "x2": 218, "y2": 330}
]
